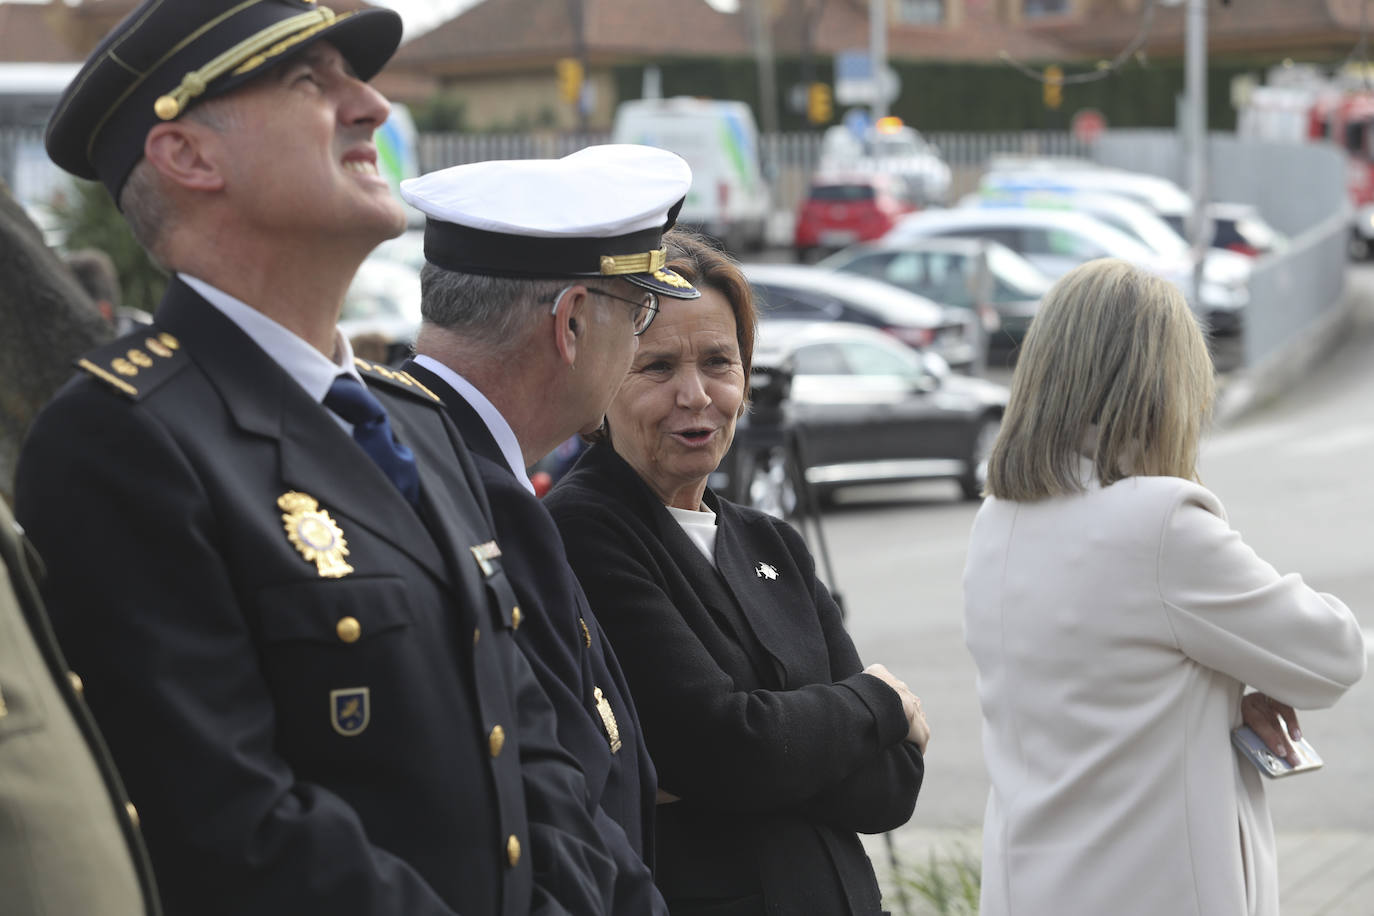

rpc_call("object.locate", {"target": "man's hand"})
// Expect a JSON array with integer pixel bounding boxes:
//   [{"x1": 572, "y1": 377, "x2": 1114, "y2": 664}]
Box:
[
  {"x1": 1242, "y1": 691, "x2": 1301, "y2": 760},
  {"x1": 864, "y1": 663, "x2": 930, "y2": 754}
]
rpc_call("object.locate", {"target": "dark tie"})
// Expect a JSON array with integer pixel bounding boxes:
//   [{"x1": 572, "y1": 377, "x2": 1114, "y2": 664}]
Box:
[{"x1": 324, "y1": 375, "x2": 421, "y2": 508}]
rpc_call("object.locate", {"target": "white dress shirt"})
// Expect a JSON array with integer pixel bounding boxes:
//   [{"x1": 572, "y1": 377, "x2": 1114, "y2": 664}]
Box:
[
  {"x1": 180, "y1": 273, "x2": 361, "y2": 432},
  {"x1": 409, "y1": 354, "x2": 534, "y2": 494}
]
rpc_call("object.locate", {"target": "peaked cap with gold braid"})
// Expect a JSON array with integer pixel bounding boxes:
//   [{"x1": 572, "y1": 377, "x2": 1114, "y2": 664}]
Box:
[{"x1": 45, "y1": 0, "x2": 401, "y2": 201}]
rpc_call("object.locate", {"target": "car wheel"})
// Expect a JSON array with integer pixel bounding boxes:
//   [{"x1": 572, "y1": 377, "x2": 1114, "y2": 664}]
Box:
[
  {"x1": 959, "y1": 415, "x2": 1000, "y2": 501},
  {"x1": 746, "y1": 447, "x2": 800, "y2": 519}
]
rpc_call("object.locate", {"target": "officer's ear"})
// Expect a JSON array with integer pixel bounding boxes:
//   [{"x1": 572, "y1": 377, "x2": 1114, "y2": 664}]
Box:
[
  {"x1": 144, "y1": 120, "x2": 225, "y2": 193},
  {"x1": 553, "y1": 285, "x2": 588, "y2": 369}
]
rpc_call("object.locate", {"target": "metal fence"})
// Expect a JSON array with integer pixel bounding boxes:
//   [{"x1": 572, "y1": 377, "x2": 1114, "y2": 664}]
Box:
[{"x1": 416, "y1": 129, "x2": 1093, "y2": 214}]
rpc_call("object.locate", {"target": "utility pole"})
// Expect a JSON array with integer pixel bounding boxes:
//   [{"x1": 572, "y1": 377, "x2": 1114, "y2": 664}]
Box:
[
  {"x1": 1184, "y1": 0, "x2": 1208, "y2": 258},
  {"x1": 749, "y1": 0, "x2": 780, "y2": 135},
  {"x1": 566, "y1": 0, "x2": 588, "y2": 132},
  {"x1": 870, "y1": 0, "x2": 888, "y2": 119}
]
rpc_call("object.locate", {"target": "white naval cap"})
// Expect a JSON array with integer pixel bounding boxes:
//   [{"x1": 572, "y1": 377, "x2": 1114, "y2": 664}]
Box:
[{"x1": 400, "y1": 144, "x2": 700, "y2": 299}]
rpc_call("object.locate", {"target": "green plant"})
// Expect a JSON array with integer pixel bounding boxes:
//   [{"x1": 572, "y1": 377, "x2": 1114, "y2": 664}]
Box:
[
  {"x1": 891, "y1": 845, "x2": 982, "y2": 916},
  {"x1": 51, "y1": 179, "x2": 167, "y2": 312}
]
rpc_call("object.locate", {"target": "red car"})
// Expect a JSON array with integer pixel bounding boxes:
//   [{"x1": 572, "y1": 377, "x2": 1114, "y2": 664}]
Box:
[{"x1": 794, "y1": 173, "x2": 917, "y2": 262}]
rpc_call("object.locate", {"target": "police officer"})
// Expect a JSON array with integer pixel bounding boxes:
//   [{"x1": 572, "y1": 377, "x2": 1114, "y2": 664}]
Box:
[
  {"x1": 16, "y1": 3, "x2": 613, "y2": 914},
  {"x1": 397, "y1": 146, "x2": 701, "y2": 916}
]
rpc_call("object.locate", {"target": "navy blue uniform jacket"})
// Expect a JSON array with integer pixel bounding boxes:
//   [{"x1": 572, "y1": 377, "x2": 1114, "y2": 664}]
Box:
[
  {"x1": 14, "y1": 280, "x2": 614, "y2": 916},
  {"x1": 404, "y1": 359, "x2": 667, "y2": 916},
  {"x1": 546, "y1": 443, "x2": 924, "y2": 916}
]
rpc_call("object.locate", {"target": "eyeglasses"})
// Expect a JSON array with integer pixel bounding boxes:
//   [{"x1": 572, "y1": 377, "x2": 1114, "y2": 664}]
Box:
[{"x1": 550, "y1": 284, "x2": 659, "y2": 336}]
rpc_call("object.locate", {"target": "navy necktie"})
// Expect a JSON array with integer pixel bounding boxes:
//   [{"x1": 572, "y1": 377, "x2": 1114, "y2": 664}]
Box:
[{"x1": 325, "y1": 375, "x2": 421, "y2": 508}]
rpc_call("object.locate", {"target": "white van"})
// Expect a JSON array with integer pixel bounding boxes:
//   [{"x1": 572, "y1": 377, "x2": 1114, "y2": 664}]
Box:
[{"x1": 611, "y1": 97, "x2": 771, "y2": 252}]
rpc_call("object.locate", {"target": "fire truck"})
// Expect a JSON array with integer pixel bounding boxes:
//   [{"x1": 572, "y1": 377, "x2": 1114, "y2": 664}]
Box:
[{"x1": 1239, "y1": 71, "x2": 1374, "y2": 258}]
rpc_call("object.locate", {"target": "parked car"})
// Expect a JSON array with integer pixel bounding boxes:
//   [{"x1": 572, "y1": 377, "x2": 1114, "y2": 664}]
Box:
[
  {"x1": 819, "y1": 117, "x2": 951, "y2": 205},
  {"x1": 710, "y1": 320, "x2": 1009, "y2": 514},
  {"x1": 740, "y1": 262, "x2": 983, "y2": 373},
  {"x1": 817, "y1": 236, "x2": 1052, "y2": 361},
  {"x1": 981, "y1": 166, "x2": 1194, "y2": 237},
  {"x1": 883, "y1": 207, "x2": 1198, "y2": 306},
  {"x1": 793, "y1": 172, "x2": 917, "y2": 262},
  {"x1": 959, "y1": 191, "x2": 1252, "y2": 334},
  {"x1": 1206, "y1": 202, "x2": 1288, "y2": 258}
]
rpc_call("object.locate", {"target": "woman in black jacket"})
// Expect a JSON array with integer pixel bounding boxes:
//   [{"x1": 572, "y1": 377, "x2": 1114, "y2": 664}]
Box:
[{"x1": 545, "y1": 231, "x2": 927, "y2": 916}]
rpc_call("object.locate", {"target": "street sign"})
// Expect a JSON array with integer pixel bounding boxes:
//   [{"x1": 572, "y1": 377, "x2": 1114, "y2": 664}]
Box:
[
  {"x1": 834, "y1": 50, "x2": 899, "y2": 106},
  {"x1": 1071, "y1": 107, "x2": 1107, "y2": 144}
]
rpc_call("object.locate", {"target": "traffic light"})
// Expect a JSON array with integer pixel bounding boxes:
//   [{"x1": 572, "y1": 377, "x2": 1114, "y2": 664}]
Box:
[
  {"x1": 807, "y1": 82, "x2": 833, "y2": 125},
  {"x1": 556, "y1": 58, "x2": 584, "y2": 104},
  {"x1": 1043, "y1": 65, "x2": 1063, "y2": 110}
]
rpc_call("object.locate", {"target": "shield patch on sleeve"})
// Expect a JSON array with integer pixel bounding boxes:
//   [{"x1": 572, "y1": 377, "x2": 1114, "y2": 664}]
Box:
[{"x1": 330, "y1": 687, "x2": 371, "y2": 737}]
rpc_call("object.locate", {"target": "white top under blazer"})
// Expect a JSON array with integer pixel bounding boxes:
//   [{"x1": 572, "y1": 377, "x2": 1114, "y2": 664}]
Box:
[{"x1": 963, "y1": 462, "x2": 1365, "y2": 916}]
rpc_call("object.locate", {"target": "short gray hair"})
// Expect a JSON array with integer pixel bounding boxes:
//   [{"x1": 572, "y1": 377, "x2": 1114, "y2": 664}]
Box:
[
  {"x1": 117, "y1": 98, "x2": 239, "y2": 259},
  {"x1": 986, "y1": 258, "x2": 1214, "y2": 501},
  {"x1": 419, "y1": 263, "x2": 567, "y2": 348}
]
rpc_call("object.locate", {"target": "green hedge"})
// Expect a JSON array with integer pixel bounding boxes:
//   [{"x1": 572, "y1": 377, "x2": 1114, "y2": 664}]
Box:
[{"x1": 611, "y1": 55, "x2": 1321, "y2": 133}]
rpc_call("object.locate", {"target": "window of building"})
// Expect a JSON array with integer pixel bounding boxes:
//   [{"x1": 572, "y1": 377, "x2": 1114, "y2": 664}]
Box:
[
  {"x1": 1023, "y1": 0, "x2": 1070, "y2": 17},
  {"x1": 897, "y1": 0, "x2": 944, "y2": 25}
]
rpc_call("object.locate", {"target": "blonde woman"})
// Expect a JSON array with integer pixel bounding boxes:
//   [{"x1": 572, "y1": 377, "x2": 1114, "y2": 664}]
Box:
[{"x1": 963, "y1": 259, "x2": 1365, "y2": 916}]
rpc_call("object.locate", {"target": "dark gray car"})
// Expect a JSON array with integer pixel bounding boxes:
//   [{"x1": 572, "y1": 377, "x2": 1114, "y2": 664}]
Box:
[{"x1": 712, "y1": 320, "x2": 1009, "y2": 515}]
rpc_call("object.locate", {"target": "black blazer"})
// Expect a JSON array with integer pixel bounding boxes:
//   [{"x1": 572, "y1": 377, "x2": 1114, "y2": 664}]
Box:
[
  {"x1": 546, "y1": 443, "x2": 923, "y2": 916},
  {"x1": 403, "y1": 358, "x2": 668, "y2": 916},
  {"x1": 14, "y1": 281, "x2": 613, "y2": 916}
]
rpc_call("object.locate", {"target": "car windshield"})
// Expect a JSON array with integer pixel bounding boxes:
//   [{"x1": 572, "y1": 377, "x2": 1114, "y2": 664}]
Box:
[
  {"x1": 1101, "y1": 208, "x2": 1190, "y2": 258},
  {"x1": 811, "y1": 184, "x2": 877, "y2": 202},
  {"x1": 986, "y1": 245, "x2": 1053, "y2": 298}
]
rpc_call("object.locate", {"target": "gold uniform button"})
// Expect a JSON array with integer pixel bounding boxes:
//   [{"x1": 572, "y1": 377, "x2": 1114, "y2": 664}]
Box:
[
  {"x1": 336, "y1": 616, "x2": 362, "y2": 643},
  {"x1": 125, "y1": 801, "x2": 140, "y2": 828},
  {"x1": 473, "y1": 627, "x2": 481, "y2": 645},
  {"x1": 506, "y1": 834, "x2": 521, "y2": 867},
  {"x1": 68, "y1": 671, "x2": 84, "y2": 695},
  {"x1": 511, "y1": 606, "x2": 523, "y2": 630},
  {"x1": 489, "y1": 725, "x2": 505, "y2": 758}
]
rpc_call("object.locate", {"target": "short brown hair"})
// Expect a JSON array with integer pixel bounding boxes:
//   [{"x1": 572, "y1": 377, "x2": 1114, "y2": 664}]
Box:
[
  {"x1": 986, "y1": 258, "x2": 1215, "y2": 501},
  {"x1": 662, "y1": 229, "x2": 757, "y2": 381}
]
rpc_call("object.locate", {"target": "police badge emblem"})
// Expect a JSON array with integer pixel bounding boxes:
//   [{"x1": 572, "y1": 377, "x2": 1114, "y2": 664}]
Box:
[
  {"x1": 278, "y1": 491, "x2": 354, "y2": 578},
  {"x1": 330, "y1": 687, "x2": 370, "y2": 737}
]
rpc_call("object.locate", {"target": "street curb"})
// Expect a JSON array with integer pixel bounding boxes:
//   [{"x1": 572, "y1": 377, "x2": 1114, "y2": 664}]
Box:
[{"x1": 1213, "y1": 279, "x2": 1362, "y2": 427}]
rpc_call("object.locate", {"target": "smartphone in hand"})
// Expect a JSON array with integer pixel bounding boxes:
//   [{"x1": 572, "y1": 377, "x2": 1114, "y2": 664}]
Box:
[{"x1": 1231, "y1": 724, "x2": 1323, "y2": 778}]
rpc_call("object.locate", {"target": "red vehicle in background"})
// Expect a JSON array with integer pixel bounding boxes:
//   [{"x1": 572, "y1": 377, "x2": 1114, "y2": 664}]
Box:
[
  {"x1": 1302, "y1": 88, "x2": 1374, "y2": 257},
  {"x1": 793, "y1": 172, "x2": 917, "y2": 262}
]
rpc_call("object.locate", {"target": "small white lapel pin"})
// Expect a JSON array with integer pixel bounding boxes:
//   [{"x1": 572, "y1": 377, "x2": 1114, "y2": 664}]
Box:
[{"x1": 756, "y1": 562, "x2": 778, "y2": 580}]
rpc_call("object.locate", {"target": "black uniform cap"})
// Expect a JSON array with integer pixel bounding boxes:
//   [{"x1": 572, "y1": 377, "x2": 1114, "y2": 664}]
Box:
[{"x1": 45, "y1": 0, "x2": 402, "y2": 201}]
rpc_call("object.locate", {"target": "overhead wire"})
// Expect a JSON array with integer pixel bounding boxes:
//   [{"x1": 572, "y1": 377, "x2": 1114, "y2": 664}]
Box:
[{"x1": 997, "y1": 0, "x2": 1158, "y2": 86}]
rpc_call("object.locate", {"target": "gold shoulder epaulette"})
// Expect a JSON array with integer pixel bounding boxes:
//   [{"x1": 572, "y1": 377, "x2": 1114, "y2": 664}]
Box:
[
  {"x1": 353, "y1": 358, "x2": 441, "y2": 404},
  {"x1": 76, "y1": 329, "x2": 188, "y2": 401}
]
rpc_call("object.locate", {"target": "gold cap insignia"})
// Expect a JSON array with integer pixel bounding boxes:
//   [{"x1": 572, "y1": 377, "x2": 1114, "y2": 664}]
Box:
[
  {"x1": 599, "y1": 248, "x2": 666, "y2": 276},
  {"x1": 278, "y1": 491, "x2": 353, "y2": 578},
  {"x1": 593, "y1": 686, "x2": 622, "y2": 753},
  {"x1": 146, "y1": 337, "x2": 173, "y2": 358}
]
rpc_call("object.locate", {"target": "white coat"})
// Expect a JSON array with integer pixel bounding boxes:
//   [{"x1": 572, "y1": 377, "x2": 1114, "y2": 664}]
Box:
[{"x1": 963, "y1": 465, "x2": 1366, "y2": 916}]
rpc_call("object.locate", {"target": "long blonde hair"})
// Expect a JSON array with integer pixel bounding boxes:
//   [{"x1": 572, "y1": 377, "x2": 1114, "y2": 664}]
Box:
[{"x1": 985, "y1": 258, "x2": 1215, "y2": 501}]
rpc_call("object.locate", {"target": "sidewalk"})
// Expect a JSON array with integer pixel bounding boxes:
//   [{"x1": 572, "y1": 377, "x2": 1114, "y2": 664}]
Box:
[{"x1": 862, "y1": 827, "x2": 1374, "y2": 915}]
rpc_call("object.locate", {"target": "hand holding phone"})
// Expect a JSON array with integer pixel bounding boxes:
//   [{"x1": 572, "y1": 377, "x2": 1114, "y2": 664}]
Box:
[{"x1": 1232, "y1": 724, "x2": 1323, "y2": 778}]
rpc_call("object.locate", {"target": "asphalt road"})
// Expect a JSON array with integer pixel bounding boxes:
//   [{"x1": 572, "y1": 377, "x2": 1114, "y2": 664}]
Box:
[{"x1": 815, "y1": 268, "x2": 1374, "y2": 832}]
